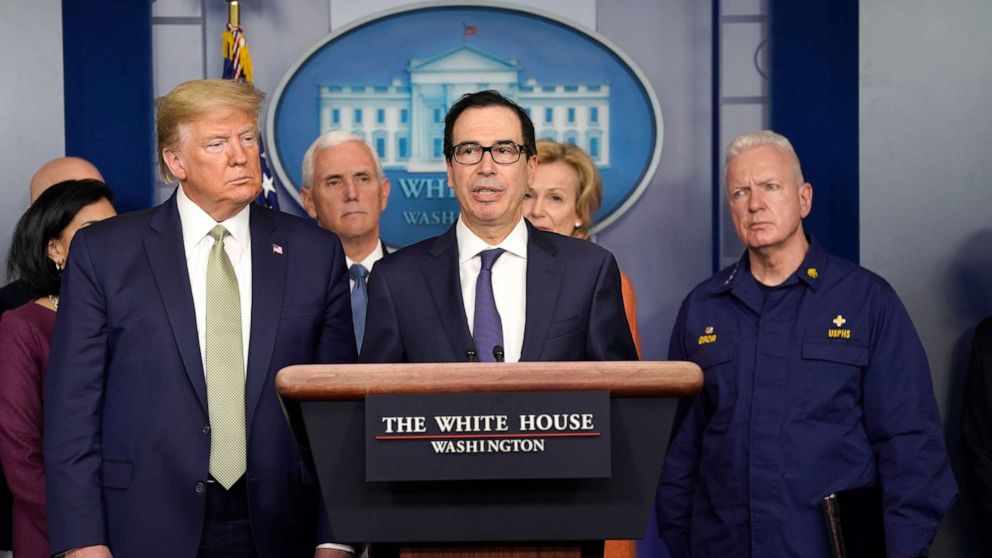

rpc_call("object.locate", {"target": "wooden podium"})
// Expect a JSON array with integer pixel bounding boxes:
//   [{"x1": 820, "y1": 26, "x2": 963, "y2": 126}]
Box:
[{"x1": 276, "y1": 361, "x2": 701, "y2": 558}]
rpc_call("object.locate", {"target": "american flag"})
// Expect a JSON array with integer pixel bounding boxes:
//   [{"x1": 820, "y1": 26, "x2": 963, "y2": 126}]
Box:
[{"x1": 223, "y1": 18, "x2": 280, "y2": 210}]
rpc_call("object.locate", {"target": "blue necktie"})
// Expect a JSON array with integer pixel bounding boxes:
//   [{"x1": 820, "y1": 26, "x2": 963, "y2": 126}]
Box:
[
  {"x1": 349, "y1": 264, "x2": 369, "y2": 351},
  {"x1": 474, "y1": 248, "x2": 505, "y2": 362}
]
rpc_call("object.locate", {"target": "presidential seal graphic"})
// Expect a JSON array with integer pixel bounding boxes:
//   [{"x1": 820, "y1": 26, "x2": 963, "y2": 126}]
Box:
[{"x1": 268, "y1": 4, "x2": 662, "y2": 247}]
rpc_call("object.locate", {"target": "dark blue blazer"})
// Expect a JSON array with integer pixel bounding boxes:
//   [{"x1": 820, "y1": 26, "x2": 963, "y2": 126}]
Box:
[
  {"x1": 360, "y1": 221, "x2": 637, "y2": 363},
  {"x1": 44, "y1": 194, "x2": 356, "y2": 558}
]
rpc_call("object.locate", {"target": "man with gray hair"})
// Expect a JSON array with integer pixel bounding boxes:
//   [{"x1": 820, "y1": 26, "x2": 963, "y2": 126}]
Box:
[
  {"x1": 301, "y1": 131, "x2": 391, "y2": 350},
  {"x1": 656, "y1": 130, "x2": 955, "y2": 557}
]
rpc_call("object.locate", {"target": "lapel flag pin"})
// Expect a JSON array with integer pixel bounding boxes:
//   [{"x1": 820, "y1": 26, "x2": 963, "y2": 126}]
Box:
[{"x1": 272, "y1": 244, "x2": 283, "y2": 255}]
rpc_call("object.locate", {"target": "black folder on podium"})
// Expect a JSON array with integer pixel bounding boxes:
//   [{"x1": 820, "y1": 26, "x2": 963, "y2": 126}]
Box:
[{"x1": 822, "y1": 486, "x2": 886, "y2": 558}]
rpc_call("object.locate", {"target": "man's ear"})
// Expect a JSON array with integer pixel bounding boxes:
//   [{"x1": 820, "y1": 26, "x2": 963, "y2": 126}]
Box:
[
  {"x1": 799, "y1": 182, "x2": 813, "y2": 219},
  {"x1": 525, "y1": 153, "x2": 537, "y2": 186},
  {"x1": 162, "y1": 148, "x2": 187, "y2": 182},
  {"x1": 301, "y1": 187, "x2": 318, "y2": 219},
  {"x1": 380, "y1": 177, "x2": 391, "y2": 211}
]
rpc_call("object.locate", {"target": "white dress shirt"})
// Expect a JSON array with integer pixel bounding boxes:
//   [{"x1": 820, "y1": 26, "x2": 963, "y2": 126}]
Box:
[
  {"x1": 175, "y1": 186, "x2": 252, "y2": 375},
  {"x1": 345, "y1": 240, "x2": 385, "y2": 289},
  {"x1": 178, "y1": 189, "x2": 353, "y2": 555},
  {"x1": 456, "y1": 217, "x2": 528, "y2": 363}
]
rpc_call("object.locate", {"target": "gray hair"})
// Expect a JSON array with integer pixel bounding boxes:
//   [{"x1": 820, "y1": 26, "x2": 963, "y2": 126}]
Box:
[
  {"x1": 301, "y1": 130, "x2": 385, "y2": 189},
  {"x1": 725, "y1": 130, "x2": 804, "y2": 184}
]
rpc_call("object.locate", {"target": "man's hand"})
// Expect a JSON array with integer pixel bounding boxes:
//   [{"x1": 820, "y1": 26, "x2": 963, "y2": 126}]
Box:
[{"x1": 64, "y1": 545, "x2": 112, "y2": 558}]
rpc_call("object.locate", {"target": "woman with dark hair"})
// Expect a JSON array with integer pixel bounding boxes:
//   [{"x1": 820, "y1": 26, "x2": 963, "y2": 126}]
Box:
[{"x1": 0, "y1": 179, "x2": 115, "y2": 558}]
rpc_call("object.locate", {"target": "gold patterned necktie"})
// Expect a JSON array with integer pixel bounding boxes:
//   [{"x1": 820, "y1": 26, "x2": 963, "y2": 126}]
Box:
[{"x1": 205, "y1": 225, "x2": 246, "y2": 489}]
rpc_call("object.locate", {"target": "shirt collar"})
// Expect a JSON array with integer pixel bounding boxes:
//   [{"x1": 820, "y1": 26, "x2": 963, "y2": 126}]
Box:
[
  {"x1": 456, "y1": 216, "x2": 529, "y2": 263},
  {"x1": 346, "y1": 240, "x2": 385, "y2": 271},
  {"x1": 714, "y1": 234, "x2": 826, "y2": 295},
  {"x1": 176, "y1": 185, "x2": 251, "y2": 257},
  {"x1": 793, "y1": 237, "x2": 827, "y2": 290}
]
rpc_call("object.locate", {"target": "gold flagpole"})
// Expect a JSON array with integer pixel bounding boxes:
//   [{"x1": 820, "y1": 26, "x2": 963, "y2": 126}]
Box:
[{"x1": 228, "y1": 1, "x2": 240, "y2": 27}]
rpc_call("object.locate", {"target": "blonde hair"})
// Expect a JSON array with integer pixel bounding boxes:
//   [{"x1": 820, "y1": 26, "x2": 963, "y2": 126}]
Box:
[
  {"x1": 534, "y1": 140, "x2": 602, "y2": 239},
  {"x1": 156, "y1": 79, "x2": 266, "y2": 183}
]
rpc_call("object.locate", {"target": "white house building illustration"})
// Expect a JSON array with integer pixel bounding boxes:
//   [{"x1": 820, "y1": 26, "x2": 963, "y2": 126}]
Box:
[{"x1": 317, "y1": 46, "x2": 611, "y2": 172}]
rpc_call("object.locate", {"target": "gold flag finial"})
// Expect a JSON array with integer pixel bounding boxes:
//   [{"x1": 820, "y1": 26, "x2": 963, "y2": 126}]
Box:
[{"x1": 228, "y1": 1, "x2": 240, "y2": 26}]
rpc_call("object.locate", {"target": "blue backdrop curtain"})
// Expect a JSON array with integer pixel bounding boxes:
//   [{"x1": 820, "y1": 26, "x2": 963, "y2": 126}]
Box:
[{"x1": 63, "y1": 0, "x2": 155, "y2": 212}]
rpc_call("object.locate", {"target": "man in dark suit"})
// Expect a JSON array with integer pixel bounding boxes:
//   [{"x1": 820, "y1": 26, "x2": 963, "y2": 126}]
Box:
[
  {"x1": 43, "y1": 80, "x2": 356, "y2": 558},
  {"x1": 360, "y1": 90, "x2": 635, "y2": 363},
  {"x1": 300, "y1": 131, "x2": 391, "y2": 351}
]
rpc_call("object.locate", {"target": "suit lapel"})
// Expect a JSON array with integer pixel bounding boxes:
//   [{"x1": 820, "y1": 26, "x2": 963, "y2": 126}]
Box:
[
  {"x1": 422, "y1": 226, "x2": 474, "y2": 360},
  {"x1": 245, "y1": 205, "x2": 287, "y2": 432},
  {"x1": 145, "y1": 194, "x2": 208, "y2": 411},
  {"x1": 521, "y1": 225, "x2": 563, "y2": 361}
]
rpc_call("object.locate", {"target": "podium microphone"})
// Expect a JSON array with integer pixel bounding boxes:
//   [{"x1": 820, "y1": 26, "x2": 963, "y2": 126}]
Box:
[
  {"x1": 465, "y1": 348, "x2": 479, "y2": 362},
  {"x1": 493, "y1": 345, "x2": 505, "y2": 363}
]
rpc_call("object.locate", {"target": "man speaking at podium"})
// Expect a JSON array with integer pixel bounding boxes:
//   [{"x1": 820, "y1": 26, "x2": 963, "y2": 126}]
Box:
[{"x1": 359, "y1": 90, "x2": 636, "y2": 364}]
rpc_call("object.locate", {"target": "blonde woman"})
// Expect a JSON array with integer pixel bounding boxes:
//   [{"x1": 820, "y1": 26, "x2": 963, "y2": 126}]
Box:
[{"x1": 523, "y1": 140, "x2": 642, "y2": 356}]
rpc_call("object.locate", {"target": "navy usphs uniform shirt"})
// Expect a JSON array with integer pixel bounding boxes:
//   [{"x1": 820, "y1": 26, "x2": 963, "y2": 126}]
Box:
[{"x1": 657, "y1": 239, "x2": 956, "y2": 558}]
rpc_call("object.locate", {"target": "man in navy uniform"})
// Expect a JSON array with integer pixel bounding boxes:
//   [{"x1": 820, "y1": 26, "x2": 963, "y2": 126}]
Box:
[{"x1": 657, "y1": 130, "x2": 955, "y2": 557}]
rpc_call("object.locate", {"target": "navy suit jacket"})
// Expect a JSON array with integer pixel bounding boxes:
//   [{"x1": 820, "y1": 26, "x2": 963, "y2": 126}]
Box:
[
  {"x1": 44, "y1": 194, "x2": 357, "y2": 558},
  {"x1": 360, "y1": 221, "x2": 637, "y2": 363}
]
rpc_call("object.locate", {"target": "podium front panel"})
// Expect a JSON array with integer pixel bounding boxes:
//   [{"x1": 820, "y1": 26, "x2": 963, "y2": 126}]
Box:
[{"x1": 302, "y1": 396, "x2": 679, "y2": 542}]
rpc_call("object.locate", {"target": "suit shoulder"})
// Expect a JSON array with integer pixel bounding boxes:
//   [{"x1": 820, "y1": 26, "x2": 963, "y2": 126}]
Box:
[
  {"x1": 532, "y1": 228, "x2": 615, "y2": 263},
  {"x1": 265, "y1": 209, "x2": 334, "y2": 239},
  {"x1": 690, "y1": 260, "x2": 739, "y2": 295},
  {"x1": 74, "y1": 205, "x2": 158, "y2": 243},
  {"x1": 825, "y1": 253, "x2": 898, "y2": 296},
  {"x1": 255, "y1": 209, "x2": 346, "y2": 261},
  {"x1": 374, "y1": 234, "x2": 438, "y2": 271}
]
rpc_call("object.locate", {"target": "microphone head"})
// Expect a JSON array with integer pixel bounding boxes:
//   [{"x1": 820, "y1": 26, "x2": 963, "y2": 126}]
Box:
[
  {"x1": 465, "y1": 348, "x2": 478, "y2": 362},
  {"x1": 492, "y1": 345, "x2": 505, "y2": 362}
]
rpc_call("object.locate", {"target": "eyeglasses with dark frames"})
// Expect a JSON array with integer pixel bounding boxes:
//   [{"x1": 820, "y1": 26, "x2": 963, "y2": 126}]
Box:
[{"x1": 451, "y1": 141, "x2": 527, "y2": 165}]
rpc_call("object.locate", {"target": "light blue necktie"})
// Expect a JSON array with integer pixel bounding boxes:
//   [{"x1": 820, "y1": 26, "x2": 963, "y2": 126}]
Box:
[
  {"x1": 474, "y1": 249, "x2": 505, "y2": 362},
  {"x1": 350, "y1": 263, "x2": 369, "y2": 350}
]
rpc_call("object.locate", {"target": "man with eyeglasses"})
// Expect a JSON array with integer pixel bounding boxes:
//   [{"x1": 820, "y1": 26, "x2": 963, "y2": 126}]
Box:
[{"x1": 359, "y1": 89, "x2": 636, "y2": 364}]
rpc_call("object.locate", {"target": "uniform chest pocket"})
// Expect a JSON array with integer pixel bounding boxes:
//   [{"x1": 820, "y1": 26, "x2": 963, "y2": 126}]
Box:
[
  {"x1": 801, "y1": 336, "x2": 868, "y2": 424},
  {"x1": 686, "y1": 336, "x2": 737, "y2": 429}
]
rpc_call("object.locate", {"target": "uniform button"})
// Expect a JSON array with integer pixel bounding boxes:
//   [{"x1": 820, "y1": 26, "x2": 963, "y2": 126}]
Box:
[
  {"x1": 195, "y1": 481, "x2": 206, "y2": 494},
  {"x1": 202, "y1": 425, "x2": 211, "y2": 434}
]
